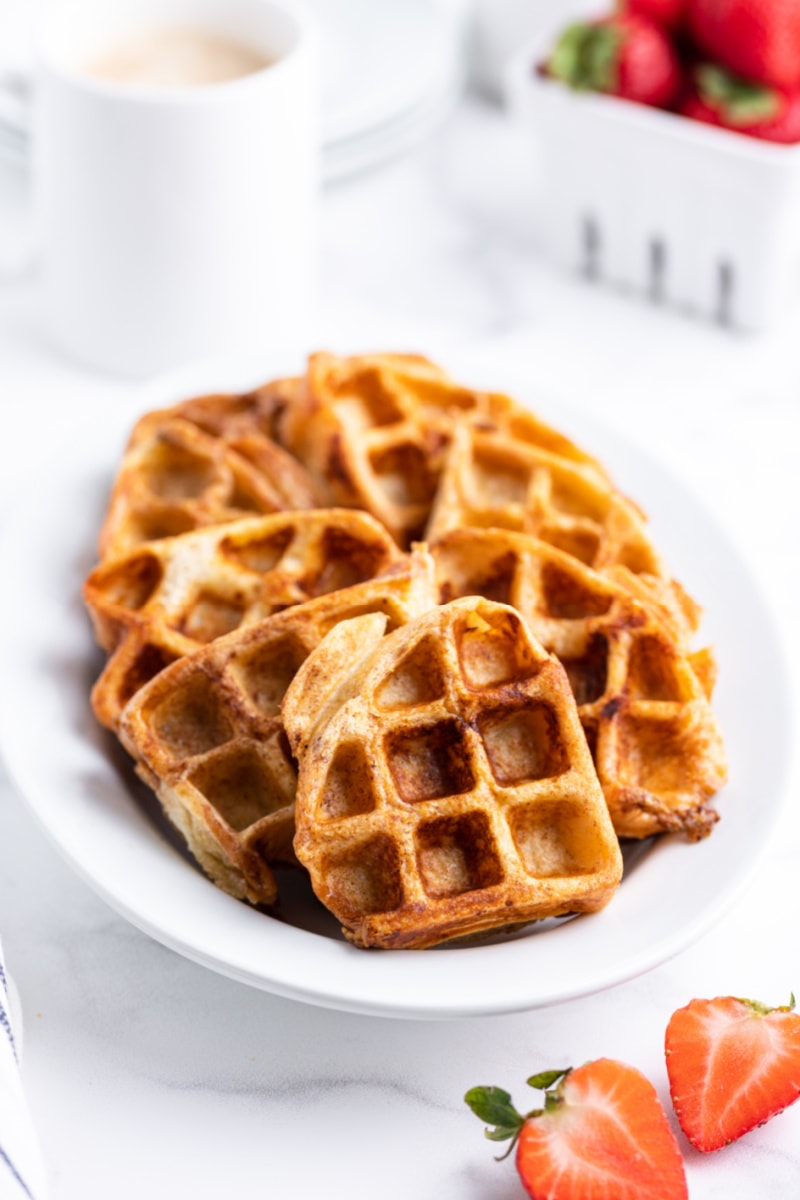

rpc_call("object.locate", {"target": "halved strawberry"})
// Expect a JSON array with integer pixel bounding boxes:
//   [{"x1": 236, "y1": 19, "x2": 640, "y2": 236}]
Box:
[
  {"x1": 466, "y1": 1059, "x2": 688, "y2": 1200},
  {"x1": 665, "y1": 993, "x2": 800, "y2": 1151}
]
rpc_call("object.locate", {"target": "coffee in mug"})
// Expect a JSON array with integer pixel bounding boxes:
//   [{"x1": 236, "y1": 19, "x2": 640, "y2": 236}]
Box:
[{"x1": 85, "y1": 26, "x2": 272, "y2": 88}]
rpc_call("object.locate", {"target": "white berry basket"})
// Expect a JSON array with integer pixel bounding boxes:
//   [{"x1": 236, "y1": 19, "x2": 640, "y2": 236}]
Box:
[{"x1": 505, "y1": 36, "x2": 800, "y2": 331}]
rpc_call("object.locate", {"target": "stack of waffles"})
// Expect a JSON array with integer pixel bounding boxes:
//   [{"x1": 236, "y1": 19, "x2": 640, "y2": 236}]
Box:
[{"x1": 83, "y1": 352, "x2": 728, "y2": 948}]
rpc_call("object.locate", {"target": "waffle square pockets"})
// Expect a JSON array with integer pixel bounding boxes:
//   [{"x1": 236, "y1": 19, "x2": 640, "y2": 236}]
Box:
[{"x1": 283, "y1": 599, "x2": 623, "y2": 948}]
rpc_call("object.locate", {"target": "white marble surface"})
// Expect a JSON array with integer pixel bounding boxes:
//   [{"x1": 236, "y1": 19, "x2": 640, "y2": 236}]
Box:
[{"x1": 0, "y1": 90, "x2": 799, "y2": 1199}]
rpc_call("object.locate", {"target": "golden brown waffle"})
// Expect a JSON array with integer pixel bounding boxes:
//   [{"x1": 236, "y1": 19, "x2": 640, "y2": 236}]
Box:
[
  {"x1": 282, "y1": 598, "x2": 623, "y2": 948},
  {"x1": 431, "y1": 529, "x2": 728, "y2": 840},
  {"x1": 425, "y1": 423, "x2": 668, "y2": 577},
  {"x1": 129, "y1": 376, "x2": 302, "y2": 449},
  {"x1": 281, "y1": 351, "x2": 608, "y2": 548},
  {"x1": 117, "y1": 548, "x2": 438, "y2": 904},
  {"x1": 85, "y1": 509, "x2": 404, "y2": 730},
  {"x1": 84, "y1": 350, "x2": 729, "y2": 940},
  {"x1": 99, "y1": 406, "x2": 320, "y2": 561},
  {"x1": 602, "y1": 564, "x2": 702, "y2": 650}
]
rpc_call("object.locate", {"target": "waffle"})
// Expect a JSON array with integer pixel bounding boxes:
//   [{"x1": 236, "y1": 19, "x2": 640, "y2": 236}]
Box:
[
  {"x1": 601, "y1": 565, "x2": 701, "y2": 648},
  {"x1": 282, "y1": 597, "x2": 623, "y2": 948},
  {"x1": 281, "y1": 351, "x2": 608, "y2": 548},
  {"x1": 117, "y1": 548, "x2": 438, "y2": 904},
  {"x1": 85, "y1": 349, "x2": 730, "y2": 941},
  {"x1": 85, "y1": 508, "x2": 404, "y2": 730},
  {"x1": 128, "y1": 376, "x2": 303, "y2": 449},
  {"x1": 425, "y1": 423, "x2": 670, "y2": 581},
  {"x1": 99, "y1": 405, "x2": 320, "y2": 561},
  {"x1": 431, "y1": 529, "x2": 728, "y2": 839}
]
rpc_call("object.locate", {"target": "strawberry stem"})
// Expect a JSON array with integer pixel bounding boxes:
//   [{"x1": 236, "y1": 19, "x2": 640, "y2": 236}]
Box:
[
  {"x1": 695, "y1": 64, "x2": 780, "y2": 126},
  {"x1": 466, "y1": 1069, "x2": 573, "y2": 1160},
  {"x1": 737, "y1": 993, "x2": 797, "y2": 1016},
  {"x1": 547, "y1": 24, "x2": 621, "y2": 93}
]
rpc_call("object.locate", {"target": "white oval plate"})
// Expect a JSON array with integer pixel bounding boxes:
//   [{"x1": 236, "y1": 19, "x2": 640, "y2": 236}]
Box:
[{"x1": 0, "y1": 354, "x2": 791, "y2": 1019}]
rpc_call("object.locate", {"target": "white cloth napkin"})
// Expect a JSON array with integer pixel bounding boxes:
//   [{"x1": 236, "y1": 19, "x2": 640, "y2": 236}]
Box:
[{"x1": 0, "y1": 944, "x2": 47, "y2": 1200}]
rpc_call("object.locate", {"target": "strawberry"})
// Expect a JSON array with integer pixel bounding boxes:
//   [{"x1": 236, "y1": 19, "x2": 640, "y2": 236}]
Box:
[
  {"x1": 665, "y1": 993, "x2": 800, "y2": 1152},
  {"x1": 624, "y1": 0, "x2": 687, "y2": 32},
  {"x1": 547, "y1": 14, "x2": 682, "y2": 108},
  {"x1": 688, "y1": 0, "x2": 800, "y2": 89},
  {"x1": 680, "y1": 63, "x2": 800, "y2": 141},
  {"x1": 466, "y1": 1059, "x2": 688, "y2": 1200}
]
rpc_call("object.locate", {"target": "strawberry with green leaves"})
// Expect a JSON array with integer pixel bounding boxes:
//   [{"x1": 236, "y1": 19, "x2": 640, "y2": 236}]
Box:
[
  {"x1": 625, "y1": 0, "x2": 688, "y2": 32},
  {"x1": 688, "y1": 0, "x2": 800, "y2": 89},
  {"x1": 665, "y1": 993, "x2": 800, "y2": 1151},
  {"x1": 547, "y1": 14, "x2": 682, "y2": 108},
  {"x1": 466, "y1": 1058, "x2": 688, "y2": 1200},
  {"x1": 681, "y1": 64, "x2": 800, "y2": 142}
]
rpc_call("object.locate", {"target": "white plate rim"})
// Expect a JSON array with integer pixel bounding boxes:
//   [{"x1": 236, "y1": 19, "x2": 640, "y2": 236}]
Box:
[{"x1": 0, "y1": 351, "x2": 793, "y2": 1019}]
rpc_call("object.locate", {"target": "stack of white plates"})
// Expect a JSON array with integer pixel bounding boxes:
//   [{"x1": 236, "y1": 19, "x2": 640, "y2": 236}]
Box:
[
  {"x1": 313, "y1": 0, "x2": 464, "y2": 182},
  {"x1": 0, "y1": 0, "x2": 464, "y2": 183}
]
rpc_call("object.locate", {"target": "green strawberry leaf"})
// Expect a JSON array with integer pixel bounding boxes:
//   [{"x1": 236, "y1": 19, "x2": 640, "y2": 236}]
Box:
[
  {"x1": 485, "y1": 1124, "x2": 524, "y2": 1143},
  {"x1": 527, "y1": 1068, "x2": 571, "y2": 1090},
  {"x1": 548, "y1": 23, "x2": 621, "y2": 93},
  {"x1": 696, "y1": 64, "x2": 780, "y2": 126},
  {"x1": 465, "y1": 1085, "x2": 529, "y2": 1161},
  {"x1": 464, "y1": 1086, "x2": 522, "y2": 1133}
]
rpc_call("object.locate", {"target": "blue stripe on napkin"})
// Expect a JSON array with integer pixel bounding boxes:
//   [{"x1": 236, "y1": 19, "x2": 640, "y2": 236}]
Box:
[
  {"x1": 0, "y1": 961, "x2": 17, "y2": 1063},
  {"x1": 0, "y1": 1142, "x2": 35, "y2": 1199}
]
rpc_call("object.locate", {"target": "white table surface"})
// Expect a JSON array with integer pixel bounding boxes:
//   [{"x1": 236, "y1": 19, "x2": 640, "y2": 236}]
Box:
[{"x1": 0, "y1": 91, "x2": 799, "y2": 1198}]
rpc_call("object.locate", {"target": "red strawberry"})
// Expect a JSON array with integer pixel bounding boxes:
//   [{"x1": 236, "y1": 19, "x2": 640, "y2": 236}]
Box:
[
  {"x1": 665, "y1": 993, "x2": 800, "y2": 1151},
  {"x1": 466, "y1": 1059, "x2": 688, "y2": 1200},
  {"x1": 547, "y1": 14, "x2": 682, "y2": 107},
  {"x1": 681, "y1": 64, "x2": 800, "y2": 141},
  {"x1": 625, "y1": 0, "x2": 687, "y2": 32},
  {"x1": 688, "y1": 0, "x2": 800, "y2": 88}
]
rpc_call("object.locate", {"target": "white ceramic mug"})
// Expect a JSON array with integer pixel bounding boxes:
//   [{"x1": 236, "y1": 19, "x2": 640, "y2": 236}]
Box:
[{"x1": 33, "y1": 0, "x2": 318, "y2": 377}]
